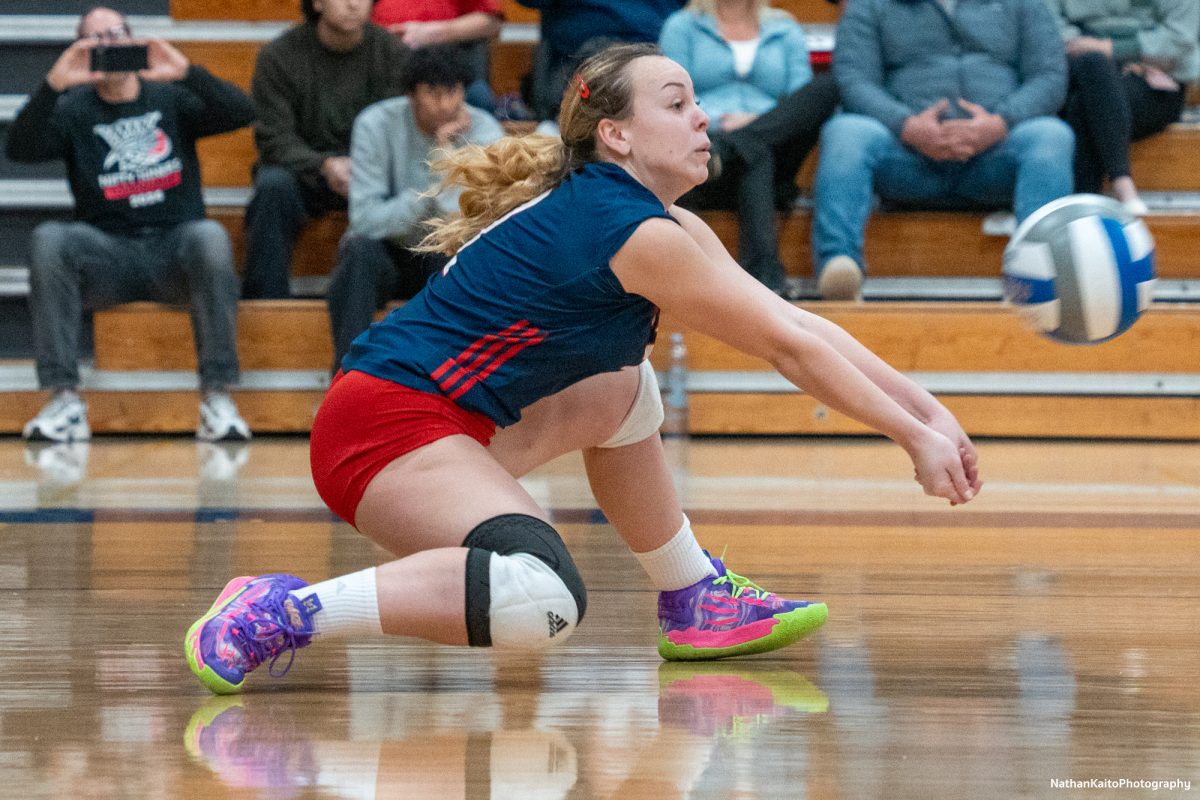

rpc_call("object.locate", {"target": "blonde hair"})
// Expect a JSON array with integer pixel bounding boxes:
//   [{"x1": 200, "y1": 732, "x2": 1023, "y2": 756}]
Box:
[{"x1": 417, "y1": 42, "x2": 660, "y2": 255}]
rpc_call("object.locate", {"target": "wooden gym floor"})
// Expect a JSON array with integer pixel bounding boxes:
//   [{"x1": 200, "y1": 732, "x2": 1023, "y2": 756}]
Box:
[{"x1": 0, "y1": 434, "x2": 1196, "y2": 799}]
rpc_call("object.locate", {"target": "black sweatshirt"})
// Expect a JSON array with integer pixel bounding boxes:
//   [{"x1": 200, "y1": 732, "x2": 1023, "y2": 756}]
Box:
[
  {"x1": 251, "y1": 23, "x2": 408, "y2": 182},
  {"x1": 6, "y1": 65, "x2": 255, "y2": 235}
]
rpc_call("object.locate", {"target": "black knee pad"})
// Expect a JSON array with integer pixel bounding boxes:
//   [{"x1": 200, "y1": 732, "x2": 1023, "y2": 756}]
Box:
[{"x1": 462, "y1": 514, "x2": 587, "y2": 648}]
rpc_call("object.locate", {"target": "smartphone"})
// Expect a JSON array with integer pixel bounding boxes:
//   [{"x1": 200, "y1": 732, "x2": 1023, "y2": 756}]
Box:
[{"x1": 90, "y1": 44, "x2": 149, "y2": 73}]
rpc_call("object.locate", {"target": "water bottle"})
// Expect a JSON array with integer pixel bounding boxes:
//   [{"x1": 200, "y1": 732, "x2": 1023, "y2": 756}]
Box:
[{"x1": 663, "y1": 332, "x2": 689, "y2": 435}]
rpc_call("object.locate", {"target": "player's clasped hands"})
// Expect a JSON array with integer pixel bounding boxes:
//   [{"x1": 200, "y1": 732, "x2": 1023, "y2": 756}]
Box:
[{"x1": 908, "y1": 411, "x2": 983, "y2": 506}]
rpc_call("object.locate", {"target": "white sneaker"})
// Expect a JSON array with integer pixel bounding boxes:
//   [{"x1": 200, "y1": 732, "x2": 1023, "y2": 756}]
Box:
[
  {"x1": 197, "y1": 393, "x2": 251, "y2": 442},
  {"x1": 817, "y1": 256, "x2": 864, "y2": 301},
  {"x1": 982, "y1": 211, "x2": 1017, "y2": 237},
  {"x1": 24, "y1": 442, "x2": 90, "y2": 484},
  {"x1": 197, "y1": 442, "x2": 250, "y2": 482},
  {"x1": 23, "y1": 392, "x2": 91, "y2": 443}
]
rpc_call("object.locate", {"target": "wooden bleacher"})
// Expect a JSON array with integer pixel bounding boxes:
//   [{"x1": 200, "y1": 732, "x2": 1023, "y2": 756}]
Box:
[
  {"x1": 649, "y1": 306, "x2": 1200, "y2": 439},
  {"x1": 3, "y1": 297, "x2": 1195, "y2": 437},
  {"x1": 168, "y1": 4, "x2": 1200, "y2": 282},
  {"x1": 1, "y1": 1, "x2": 1197, "y2": 439}
]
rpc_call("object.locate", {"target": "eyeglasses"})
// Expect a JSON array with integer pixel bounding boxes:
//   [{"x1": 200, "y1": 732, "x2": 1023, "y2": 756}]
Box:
[{"x1": 81, "y1": 23, "x2": 131, "y2": 42}]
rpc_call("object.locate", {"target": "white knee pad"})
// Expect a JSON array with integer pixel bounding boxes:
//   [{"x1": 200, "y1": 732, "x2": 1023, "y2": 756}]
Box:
[
  {"x1": 488, "y1": 552, "x2": 580, "y2": 650},
  {"x1": 599, "y1": 360, "x2": 664, "y2": 449}
]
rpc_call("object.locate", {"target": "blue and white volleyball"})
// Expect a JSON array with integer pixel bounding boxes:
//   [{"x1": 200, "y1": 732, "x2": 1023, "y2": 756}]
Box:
[{"x1": 1002, "y1": 194, "x2": 1156, "y2": 344}]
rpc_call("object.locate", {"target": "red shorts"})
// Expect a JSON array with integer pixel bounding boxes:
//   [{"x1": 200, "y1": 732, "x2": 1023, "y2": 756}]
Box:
[{"x1": 310, "y1": 370, "x2": 496, "y2": 526}]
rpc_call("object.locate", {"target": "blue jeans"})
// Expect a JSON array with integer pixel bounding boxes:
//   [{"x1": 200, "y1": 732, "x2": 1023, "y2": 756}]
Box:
[
  {"x1": 812, "y1": 113, "x2": 1074, "y2": 270},
  {"x1": 28, "y1": 219, "x2": 240, "y2": 390},
  {"x1": 326, "y1": 233, "x2": 445, "y2": 371},
  {"x1": 242, "y1": 164, "x2": 345, "y2": 299}
]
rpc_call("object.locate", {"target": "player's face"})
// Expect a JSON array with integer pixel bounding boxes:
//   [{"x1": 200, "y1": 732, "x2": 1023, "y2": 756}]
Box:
[{"x1": 620, "y1": 56, "x2": 711, "y2": 197}]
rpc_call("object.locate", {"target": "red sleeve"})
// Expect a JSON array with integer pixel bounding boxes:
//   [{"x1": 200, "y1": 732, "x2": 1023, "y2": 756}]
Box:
[
  {"x1": 458, "y1": 0, "x2": 504, "y2": 16},
  {"x1": 373, "y1": 0, "x2": 502, "y2": 24}
]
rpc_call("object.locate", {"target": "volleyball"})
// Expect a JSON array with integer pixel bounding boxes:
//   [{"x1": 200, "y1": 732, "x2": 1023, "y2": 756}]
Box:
[{"x1": 1002, "y1": 194, "x2": 1156, "y2": 344}]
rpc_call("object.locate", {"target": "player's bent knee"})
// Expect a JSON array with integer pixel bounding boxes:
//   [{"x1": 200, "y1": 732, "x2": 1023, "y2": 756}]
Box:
[
  {"x1": 485, "y1": 552, "x2": 579, "y2": 649},
  {"x1": 462, "y1": 514, "x2": 587, "y2": 650},
  {"x1": 598, "y1": 360, "x2": 663, "y2": 449}
]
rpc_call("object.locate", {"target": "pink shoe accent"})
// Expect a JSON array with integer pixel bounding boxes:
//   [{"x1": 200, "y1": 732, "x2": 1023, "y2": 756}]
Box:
[
  {"x1": 665, "y1": 616, "x2": 779, "y2": 648},
  {"x1": 189, "y1": 576, "x2": 255, "y2": 670}
]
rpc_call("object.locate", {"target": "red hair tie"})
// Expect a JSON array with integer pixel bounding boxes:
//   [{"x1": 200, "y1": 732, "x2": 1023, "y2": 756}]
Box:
[{"x1": 576, "y1": 74, "x2": 590, "y2": 100}]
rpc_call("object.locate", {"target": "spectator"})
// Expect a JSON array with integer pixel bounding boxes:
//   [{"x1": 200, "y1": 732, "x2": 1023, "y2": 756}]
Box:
[
  {"x1": 812, "y1": 0, "x2": 1074, "y2": 299},
  {"x1": 328, "y1": 45, "x2": 504, "y2": 368},
  {"x1": 661, "y1": 0, "x2": 839, "y2": 295},
  {"x1": 242, "y1": 0, "x2": 409, "y2": 299},
  {"x1": 517, "y1": 0, "x2": 686, "y2": 121},
  {"x1": 371, "y1": 0, "x2": 504, "y2": 112},
  {"x1": 1049, "y1": 0, "x2": 1199, "y2": 214},
  {"x1": 6, "y1": 7, "x2": 254, "y2": 442}
]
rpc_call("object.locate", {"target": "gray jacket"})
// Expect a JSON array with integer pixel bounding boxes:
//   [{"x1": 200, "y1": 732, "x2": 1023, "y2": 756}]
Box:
[
  {"x1": 348, "y1": 97, "x2": 504, "y2": 246},
  {"x1": 1048, "y1": 0, "x2": 1200, "y2": 82},
  {"x1": 834, "y1": 0, "x2": 1068, "y2": 136}
]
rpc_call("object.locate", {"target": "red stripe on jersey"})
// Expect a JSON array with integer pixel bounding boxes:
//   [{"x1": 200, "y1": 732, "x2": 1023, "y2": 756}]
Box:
[
  {"x1": 439, "y1": 328, "x2": 537, "y2": 396},
  {"x1": 431, "y1": 320, "x2": 530, "y2": 383},
  {"x1": 441, "y1": 327, "x2": 541, "y2": 398},
  {"x1": 447, "y1": 331, "x2": 547, "y2": 400}
]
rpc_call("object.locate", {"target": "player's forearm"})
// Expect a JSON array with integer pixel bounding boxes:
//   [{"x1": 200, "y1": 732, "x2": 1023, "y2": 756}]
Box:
[
  {"x1": 769, "y1": 327, "x2": 932, "y2": 450},
  {"x1": 795, "y1": 309, "x2": 943, "y2": 424}
]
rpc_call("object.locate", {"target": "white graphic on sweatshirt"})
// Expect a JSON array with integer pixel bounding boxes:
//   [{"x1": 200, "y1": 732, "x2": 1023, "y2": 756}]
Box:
[{"x1": 92, "y1": 111, "x2": 183, "y2": 206}]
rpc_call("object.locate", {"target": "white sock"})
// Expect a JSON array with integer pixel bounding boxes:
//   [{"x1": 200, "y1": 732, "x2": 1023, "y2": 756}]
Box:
[
  {"x1": 633, "y1": 516, "x2": 717, "y2": 591},
  {"x1": 297, "y1": 567, "x2": 383, "y2": 638}
]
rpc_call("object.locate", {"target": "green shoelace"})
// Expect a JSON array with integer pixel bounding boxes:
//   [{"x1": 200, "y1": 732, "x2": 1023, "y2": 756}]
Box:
[{"x1": 711, "y1": 547, "x2": 774, "y2": 600}]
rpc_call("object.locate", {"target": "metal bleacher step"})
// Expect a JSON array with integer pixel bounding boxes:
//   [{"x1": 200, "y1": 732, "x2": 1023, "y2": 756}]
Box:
[
  {"x1": 649, "y1": 303, "x2": 1200, "y2": 439},
  {"x1": 3, "y1": 297, "x2": 1196, "y2": 438},
  {"x1": 0, "y1": 361, "x2": 327, "y2": 393},
  {"x1": 3, "y1": 1, "x2": 167, "y2": 15},
  {"x1": 675, "y1": 370, "x2": 1200, "y2": 398},
  {"x1": 9, "y1": 177, "x2": 1200, "y2": 216}
]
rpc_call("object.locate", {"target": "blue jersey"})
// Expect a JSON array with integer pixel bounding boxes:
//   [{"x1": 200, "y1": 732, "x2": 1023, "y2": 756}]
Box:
[{"x1": 340, "y1": 161, "x2": 676, "y2": 427}]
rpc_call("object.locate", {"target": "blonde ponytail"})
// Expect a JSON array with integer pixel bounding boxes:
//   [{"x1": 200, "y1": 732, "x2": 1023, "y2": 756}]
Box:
[
  {"x1": 417, "y1": 42, "x2": 661, "y2": 256},
  {"x1": 416, "y1": 134, "x2": 566, "y2": 255}
]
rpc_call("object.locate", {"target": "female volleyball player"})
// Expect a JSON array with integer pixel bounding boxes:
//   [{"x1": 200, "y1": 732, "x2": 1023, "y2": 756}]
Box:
[{"x1": 186, "y1": 43, "x2": 982, "y2": 694}]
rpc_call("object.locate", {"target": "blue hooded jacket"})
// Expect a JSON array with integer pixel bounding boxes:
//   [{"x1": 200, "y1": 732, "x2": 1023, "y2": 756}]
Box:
[{"x1": 660, "y1": 8, "x2": 813, "y2": 132}]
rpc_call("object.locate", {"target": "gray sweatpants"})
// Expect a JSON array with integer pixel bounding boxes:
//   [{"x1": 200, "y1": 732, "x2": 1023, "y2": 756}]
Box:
[{"x1": 27, "y1": 219, "x2": 240, "y2": 391}]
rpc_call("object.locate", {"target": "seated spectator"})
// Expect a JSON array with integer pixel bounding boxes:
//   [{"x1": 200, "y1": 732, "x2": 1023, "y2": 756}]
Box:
[
  {"x1": 242, "y1": 0, "x2": 409, "y2": 299},
  {"x1": 1049, "y1": 0, "x2": 1199, "y2": 214},
  {"x1": 813, "y1": 0, "x2": 1074, "y2": 299},
  {"x1": 518, "y1": 0, "x2": 686, "y2": 122},
  {"x1": 328, "y1": 45, "x2": 504, "y2": 368},
  {"x1": 6, "y1": 7, "x2": 255, "y2": 442},
  {"x1": 371, "y1": 0, "x2": 504, "y2": 113},
  {"x1": 661, "y1": 0, "x2": 839, "y2": 295}
]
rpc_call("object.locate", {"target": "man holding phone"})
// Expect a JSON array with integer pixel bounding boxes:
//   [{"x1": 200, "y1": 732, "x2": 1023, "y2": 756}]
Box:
[{"x1": 6, "y1": 7, "x2": 258, "y2": 443}]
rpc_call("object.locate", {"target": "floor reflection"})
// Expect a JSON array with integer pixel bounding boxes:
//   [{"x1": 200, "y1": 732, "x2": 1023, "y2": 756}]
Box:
[
  {"x1": 182, "y1": 663, "x2": 829, "y2": 800},
  {"x1": 0, "y1": 437, "x2": 1197, "y2": 799}
]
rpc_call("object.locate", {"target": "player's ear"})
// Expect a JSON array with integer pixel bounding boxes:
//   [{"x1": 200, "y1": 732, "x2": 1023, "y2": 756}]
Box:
[{"x1": 596, "y1": 118, "x2": 631, "y2": 157}]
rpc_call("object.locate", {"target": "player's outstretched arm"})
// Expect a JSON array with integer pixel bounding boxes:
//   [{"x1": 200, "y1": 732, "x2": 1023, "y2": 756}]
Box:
[
  {"x1": 611, "y1": 214, "x2": 977, "y2": 505},
  {"x1": 670, "y1": 205, "x2": 980, "y2": 499}
]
